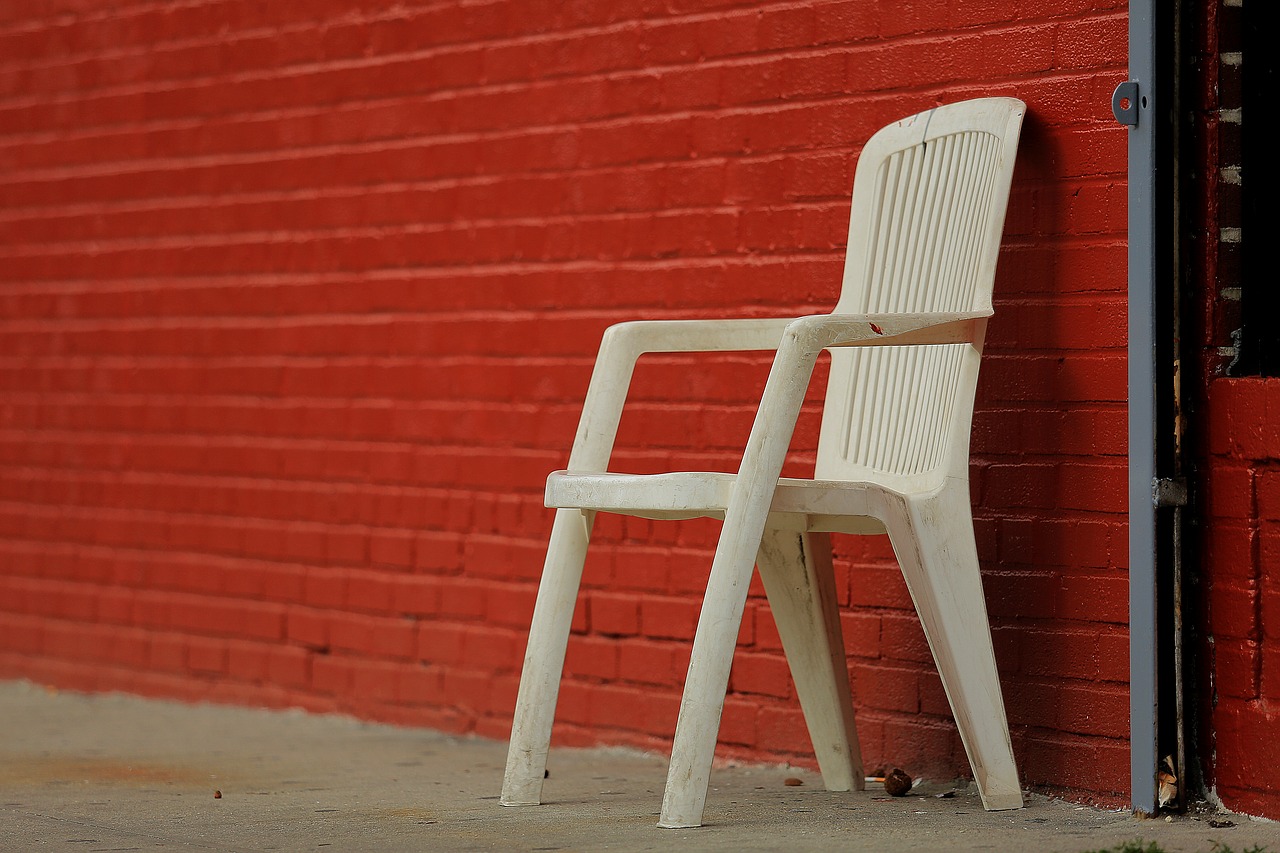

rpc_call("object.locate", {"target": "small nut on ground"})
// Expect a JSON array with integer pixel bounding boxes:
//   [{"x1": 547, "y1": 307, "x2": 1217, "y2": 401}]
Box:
[
  {"x1": 783, "y1": 777, "x2": 804, "y2": 787},
  {"x1": 213, "y1": 790, "x2": 222, "y2": 799},
  {"x1": 883, "y1": 768, "x2": 912, "y2": 797}
]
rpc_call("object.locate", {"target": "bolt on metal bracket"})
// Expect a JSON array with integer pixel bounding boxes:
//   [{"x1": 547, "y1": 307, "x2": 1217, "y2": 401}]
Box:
[{"x1": 1113, "y1": 81, "x2": 1140, "y2": 126}]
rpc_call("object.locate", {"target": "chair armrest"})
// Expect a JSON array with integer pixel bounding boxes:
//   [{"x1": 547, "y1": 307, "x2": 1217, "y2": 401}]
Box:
[
  {"x1": 782, "y1": 310, "x2": 993, "y2": 353},
  {"x1": 601, "y1": 317, "x2": 795, "y2": 356},
  {"x1": 566, "y1": 317, "x2": 796, "y2": 471},
  {"x1": 564, "y1": 309, "x2": 992, "y2": 472}
]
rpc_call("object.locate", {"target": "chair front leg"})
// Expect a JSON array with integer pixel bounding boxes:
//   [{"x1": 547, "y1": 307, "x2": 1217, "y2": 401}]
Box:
[
  {"x1": 501, "y1": 508, "x2": 594, "y2": 806},
  {"x1": 657, "y1": 524, "x2": 759, "y2": 828},
  {"x1": 658, "y1": 332, "x2": 822, "y2": 828}
]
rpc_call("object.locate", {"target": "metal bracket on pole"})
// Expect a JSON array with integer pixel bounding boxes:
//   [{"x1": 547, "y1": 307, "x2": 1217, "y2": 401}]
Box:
[
  {"x1": 1154, "y1": 478, "x2": 1188, "y2": 508},
  {"x1": 1113, "y1": 81, "x2": 1141, "y2": 126}
]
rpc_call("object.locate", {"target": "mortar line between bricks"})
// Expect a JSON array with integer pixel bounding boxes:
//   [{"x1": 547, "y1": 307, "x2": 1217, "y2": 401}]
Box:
[
  {"x1": 0, "y1": 201, "x2": 810, "y2": 248},
  {"x1": 1, "y1": 0, "x2": 880, "y2": 77},
  {"x1": 0, "y1": 455, "x2": 746, "y2": 485},
  {"x1": 0, "y1": 246, "x2": 1122, "y2": 281},
  {"x1": 0, "y1": 175, "x2": 1099, "y2": 230},
  {"x1": 0, "y1": 397, "x2": 766, "y2": 416},
  {"x1": 0, "y1": 390, "x2": 1128, "y2": 414},
  {"x1": 0, "y1": 301, "x2": 840, "y2": 330},
  {"x1": 0, "y1": 105, "x2": 1114, "y2": 190},
  {"x1": 0, "y1": 432, "x2": 558, "y2": 460},
  {"x1": 0, "y1": 0, "x2": 1125, "y2": 78},
  {"x1": 0, "y1": 192, "x2": 843, "y2": 226},
  {"x1": 0, "y1": 463, "x2": 512, "y2": 495},
  {"x1": 0, "y1": 288, "x2": 1134, "y2": 332},
  {"x1": 0, "y1": 168, "x2": 1103, "y2": 227},
  {"x1": 0, "y1": 354, "x2": 600, "y2": 369},
  {"x1": 0, "y1": 69, "x2": 1120, "y2": 182},
  {"x1": 0, "y1": 234, "x2": 1128, "y2": 292},
  {"x1": 0, "y1": 239, "x2": 853, "y2": 267},
  {"x1": 0, "y1": 539, "x2": 449, "y2": 580},
  {"x1": 0, "y1": 10, "x2": 1121, "y2": 115},
  {"x1": 0, "y1": 427, "x2": 1131, "y2": 463}
]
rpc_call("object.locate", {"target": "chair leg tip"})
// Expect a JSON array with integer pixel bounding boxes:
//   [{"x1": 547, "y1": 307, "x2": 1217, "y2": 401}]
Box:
[
  {"x1": 499, "y1": 798, "x2": 540, "y2": 807},
  {"x1": 657, "y1": 799, "x2": 704, "y2": 829},
  {"x1": 980, "y1": 791, "x2": 1025, "y2": 811}
]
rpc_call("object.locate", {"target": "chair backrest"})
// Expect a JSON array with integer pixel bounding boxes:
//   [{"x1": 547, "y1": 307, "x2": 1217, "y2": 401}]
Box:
[{"x1": 815, "y1": 98, "x2": 1025, "y2": 492}]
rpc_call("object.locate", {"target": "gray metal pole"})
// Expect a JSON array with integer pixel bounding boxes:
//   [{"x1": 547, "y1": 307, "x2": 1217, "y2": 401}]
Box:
[{"x1": 1123, "y1": 0, "x2": 1159, "y2": 817}]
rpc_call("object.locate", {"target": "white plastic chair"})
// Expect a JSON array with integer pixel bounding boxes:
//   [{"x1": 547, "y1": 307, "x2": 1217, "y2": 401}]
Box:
[{"x1": 501, "y1": 97, "x2": 1027, "y2": 828}]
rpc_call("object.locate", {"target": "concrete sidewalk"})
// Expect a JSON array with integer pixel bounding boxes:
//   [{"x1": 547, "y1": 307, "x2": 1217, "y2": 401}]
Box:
[{"x1": 1, "y1": 680, "x2": 1276, "y2": 852}]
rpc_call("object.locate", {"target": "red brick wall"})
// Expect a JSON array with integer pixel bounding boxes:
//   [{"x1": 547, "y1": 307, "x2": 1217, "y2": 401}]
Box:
[
  {"x1": 0, "y1": 1, "x2": 1129, "y2": 803},
  {"x1": 1200, "y1": 380, "x2": 1280, "y2": 818},
  {"x1": 1184, "y1": 0, "x2": 1280, "y2": 820}
]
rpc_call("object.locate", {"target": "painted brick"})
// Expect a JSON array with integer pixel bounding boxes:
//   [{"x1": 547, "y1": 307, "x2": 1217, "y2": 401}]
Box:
[
  {"x1": 267, "y1": 646, "x2": 311, "y2": 689},
  {"x1": 186, "y1": 637, "x2": 228, "y2": 675},
  {"x1": 1213, "y1": 705, "x2": 1280, "y2": 793},
  {"x1": 879, "y1": 717, "x2": 963, "y2": 780},
  {"x1": 1206, "y1": 379, "x2": 1280, "y2": 458},
  {"x1": 588, "y1": 684, "x2": 681, "y2": 739},
  {"x1": 286, "y1": 607, "x2": 329, "y2": 649},
  {"x1": 1258, "y1": 470, "x2": 1280, "y2": 521},
  {"x1": 849, "y1": 662, "x2": 920, "y2": 715},
  {"x1": 1264, "y1": 578, "x2": 1280, "y2": 643},
  {"x1": 397, "y1": 664, "x2": 443, "y2": 706},
  {"x1": 417, "y1": 621, "x2": 465, "y2": 667},
  {"x1": 1201, "y1": 523, "x2": 1256, "y2": 586},
  {"x1": 564, "y1": 635, "x2": 620, "y2": 683},
  {"x1": 352, "y1": 659, "x2": 403, "y2": 705},
  {"x1": 482, "y1": 582, "x2": 533, "y2": 630},
  {"x1": 847, "y1": 563, "x2": 914, "y2": 611},
  {"x1": 839, "y1": 611, "x2": 880, "y2": 659},
  {"x1": 639, "y1": 595, "x2": 700, "y2": 642},
  {"x1": 148, "y1": 633, "x2": 189, "y2": 674},
  {"x1": 1209, "y1": 581, "x2": 1260, "y2": 641},
  {"x1": 227, "y1": 640, "x2": 272, "y2": 683},
  {"x1": 729, "y1": 651, "x2": 792, "y2": 699},
  {"x1": 1057, "y1": 571, "x2": 1128, "y2": 624},
  {"x1": 756, "y1": 704, "x2": 814, "y2": 756},
  {"x1": 0, "y1": 0, "x2": 1140, "y2": 814},
  {"x1": 878, "y1": 613, "x2": 933, "y2": 665},
  {"x1": 985, "y1": 570, "x2": 1058, "y2": 621},
  {"x1": 1003, "y1": 677, "x2": 1060, "y2": 729},
  {"x1": 588, "y1": 591, "x2": 641, "y2": 637},
  {"x1": 1018, "y1": 731, "x2": 1129, "y2": 800},
  {"x1": 1056, "y1": 683, "x2": 1129, "y2": 740},
  {"x1": 1214, "y1": 639, "x2": 1261, "y2": 701},
  {"x1": 1205, "y1": 464, "x2": 1255, "y2": 520},
  {"x1": 719, "y1": 696, "x2": 759, "y2": 747}
]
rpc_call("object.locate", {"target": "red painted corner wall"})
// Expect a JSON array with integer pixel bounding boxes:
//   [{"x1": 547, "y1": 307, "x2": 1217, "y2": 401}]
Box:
[
  {"x1": 0, "y1": 1, "x2": 1130, "y2": 804},
  {"x1": 1198, "y1": 378, "x2": 1280, "y2": 818}
]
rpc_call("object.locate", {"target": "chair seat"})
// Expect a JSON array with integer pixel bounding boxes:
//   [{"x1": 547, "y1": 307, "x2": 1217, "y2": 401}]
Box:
[{"x1": 546, "y1": 470, "x2": 890, "y2": 534}]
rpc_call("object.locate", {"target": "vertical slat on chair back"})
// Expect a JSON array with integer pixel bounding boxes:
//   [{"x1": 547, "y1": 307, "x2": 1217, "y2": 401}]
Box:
[
  {"x1": 816, "y1": 98, "x2": 1024, "y2": 488},
  {"x1": 855, "y1": 131, "x2": 1004, "y2": 315}
]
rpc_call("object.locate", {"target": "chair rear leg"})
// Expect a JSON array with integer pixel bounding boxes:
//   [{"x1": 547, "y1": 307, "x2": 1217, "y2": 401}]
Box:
[
  {"x1": 756, "y1": 528, "x2": 863, "y2": 791},
  {"x1": 884, "y1": 485, "x2": 1022, "y2": 810},
  {"x1": 501, "y1": 508, "x2": 594, "y2": 806}
]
